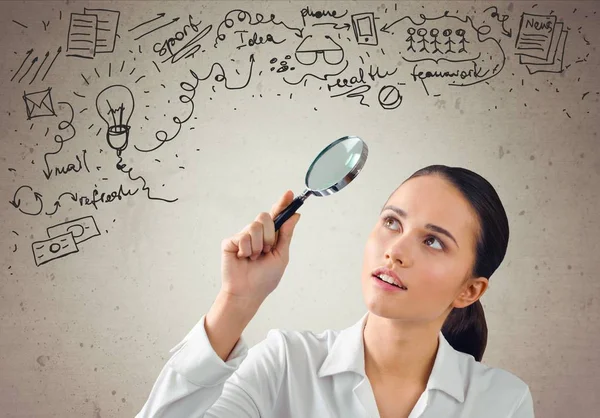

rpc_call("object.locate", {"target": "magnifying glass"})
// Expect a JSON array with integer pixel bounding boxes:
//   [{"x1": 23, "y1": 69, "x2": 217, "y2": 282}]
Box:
[{"x1": 274, "y1": 135, "x2": 368, "y2": 231}]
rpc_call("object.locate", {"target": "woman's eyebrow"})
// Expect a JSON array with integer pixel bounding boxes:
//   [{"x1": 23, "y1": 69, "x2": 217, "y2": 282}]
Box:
[{"x1": 380, "y1": 205, "x2": 459, "y2": 248}]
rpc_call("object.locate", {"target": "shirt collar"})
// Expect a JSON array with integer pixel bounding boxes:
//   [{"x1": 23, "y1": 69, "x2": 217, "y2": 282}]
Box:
[{"x1": 317, "y1": 312, "x2": 465, "y2": 403}]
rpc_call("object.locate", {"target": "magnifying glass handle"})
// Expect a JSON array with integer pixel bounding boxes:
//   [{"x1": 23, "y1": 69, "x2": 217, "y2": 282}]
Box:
[{"x1": 274, "y1": 196, "x2": 305, "y2": 231}]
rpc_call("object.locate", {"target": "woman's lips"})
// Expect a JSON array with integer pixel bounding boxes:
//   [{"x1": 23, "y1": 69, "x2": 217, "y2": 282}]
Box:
[
  {"x1": 371, "y1": 267, "x2": 407, "y2": 289},
  {"x1": 371, "y1": 274, "x2": 407, "y2": 291}
]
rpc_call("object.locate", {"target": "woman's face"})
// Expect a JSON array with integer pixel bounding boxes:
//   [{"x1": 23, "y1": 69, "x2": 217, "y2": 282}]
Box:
[{"x1": 361, "y1": 174, "x2": 487, "y2": 324}]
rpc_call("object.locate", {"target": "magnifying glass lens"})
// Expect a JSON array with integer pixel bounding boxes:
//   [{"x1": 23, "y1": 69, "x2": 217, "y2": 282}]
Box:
[
  {"x1": 273, "y1": 136, "x2": 367, "y2": 231},
  {"x1": 307, "y1": 137, "x2": 365, "y2": 190}
]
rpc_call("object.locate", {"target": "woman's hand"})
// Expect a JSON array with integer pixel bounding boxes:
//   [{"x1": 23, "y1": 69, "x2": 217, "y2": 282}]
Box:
[{"x1": 219, "y1": 190, "x2": 301, "y2": 305}]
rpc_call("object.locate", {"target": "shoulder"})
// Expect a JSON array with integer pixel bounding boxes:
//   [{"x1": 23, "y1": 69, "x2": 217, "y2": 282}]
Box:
[
  {"x1": 437, "y1": 347, "x2": 533, "y2": 416},
  {"x1": 261, "y1": 325, "x2": 339, "y2": 354},
  {"x1": 455, "y1": 350, "x2": 531, "y2": 403},
  {"x1": 248, "y1": 325, "x2": 340, "y2": 369}
]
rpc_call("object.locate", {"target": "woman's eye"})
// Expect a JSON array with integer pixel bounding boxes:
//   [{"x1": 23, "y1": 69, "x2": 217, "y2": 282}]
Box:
[
  {"x1": 383, "y1": 216, "x2": 400, "y2": 230},
  {"x1": 424, "y1": 236, "x2": 444, "y2": 250},
  {"x1": 383, "y1": 217, "x2": 444, "y2": 251}
]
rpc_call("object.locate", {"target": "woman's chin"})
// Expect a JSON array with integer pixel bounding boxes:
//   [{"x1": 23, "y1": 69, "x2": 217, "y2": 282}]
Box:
[{"x1": 363, "y1": 291, "x2": 398, "y2": 314}]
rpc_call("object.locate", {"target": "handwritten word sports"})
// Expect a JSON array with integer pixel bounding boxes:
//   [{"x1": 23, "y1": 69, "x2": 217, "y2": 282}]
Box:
[{"x1": 153, "y1": 15, "x2": 212, "y2": 64}]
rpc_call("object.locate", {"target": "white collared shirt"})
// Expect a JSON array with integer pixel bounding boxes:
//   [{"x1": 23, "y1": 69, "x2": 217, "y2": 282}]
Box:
[{"x1": 136, "y1": 313, "x2": 534, "y2": 417}]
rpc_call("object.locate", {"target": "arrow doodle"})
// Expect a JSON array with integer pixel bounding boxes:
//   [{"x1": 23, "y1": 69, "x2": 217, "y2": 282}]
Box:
[
  {"x1": 133, "y1": 17, "x2": 180, "y2": 41},
  {"x1": 29, "y1": 51, "x2": 50, "y2": 84},
  {"x1": 44, "y1": 192, "x2": 78, "y2": 216},
  {"x1": 11, "y1": 49, "x2": 33, "y2": 82},
  {"x1": 18, "y1": 56, "x2": 38, "y2": 83},
  {"x1": 42, "y1": 46, "x2": 62, "y2": 81},
  {"x1": 313, "y1": 22, "x2": 351, "y2": 31},
  {"x1": 9, "y1": 185, "x2": 44, "y2": 216},
  {"x1": 129, "y1": 12, "x2": 166, "y2": 32}
]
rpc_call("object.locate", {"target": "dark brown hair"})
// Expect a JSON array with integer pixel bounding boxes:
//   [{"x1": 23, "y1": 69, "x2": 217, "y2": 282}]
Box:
[{"x1": 402, "y1": 165, "x2": 510, "y2": 361}]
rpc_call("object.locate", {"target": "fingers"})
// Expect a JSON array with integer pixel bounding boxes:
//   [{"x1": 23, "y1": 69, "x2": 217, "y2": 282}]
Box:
[
  {"x1": 270, "y1": 190, "x2": 294, "y2": 219},
  {"x1": 258, "y1": 212, "x2": 276, "y2": 253},
  {"x1": 274, "y1": 212, "x2": 300, "y2": 258},
  {"x1": 236, "y1": 233, "x2": 252, "y2": 258},
  {"x1": 222, "y1": 191, "x2": 294, "y2": 259},
  {"x1": 229, "y1": 212, "x2": 276, "y2": 259},
  {"x1": 246, "y1": 217, "x2": 266, "y2": 260}
]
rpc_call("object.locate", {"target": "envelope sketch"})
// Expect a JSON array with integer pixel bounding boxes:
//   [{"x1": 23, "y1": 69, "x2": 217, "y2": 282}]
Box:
[{"x1": 23, "y1": 87, "x2": 56, "y2": 120}]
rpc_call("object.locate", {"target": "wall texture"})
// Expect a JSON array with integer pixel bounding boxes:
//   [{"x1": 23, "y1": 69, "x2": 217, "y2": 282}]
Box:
[{"x1": 0, "y1": 1, "x2": 598, "y2": 417}]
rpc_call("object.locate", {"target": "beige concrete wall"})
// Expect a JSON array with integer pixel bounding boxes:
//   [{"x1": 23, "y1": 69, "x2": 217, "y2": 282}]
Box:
[{"x1": 0, "y1": 1, "x2": 598, "y2": 417}]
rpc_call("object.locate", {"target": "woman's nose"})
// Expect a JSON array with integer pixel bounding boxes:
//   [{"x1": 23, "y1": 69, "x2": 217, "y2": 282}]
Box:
[{"x1": 384, "y1": 234, "x2": 414, "y2": 267}]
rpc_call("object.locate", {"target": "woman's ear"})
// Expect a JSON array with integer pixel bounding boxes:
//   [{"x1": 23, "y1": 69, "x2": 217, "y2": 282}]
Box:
[{"x1": 452, "y1": 277, "x2": 488, "y2": 309}]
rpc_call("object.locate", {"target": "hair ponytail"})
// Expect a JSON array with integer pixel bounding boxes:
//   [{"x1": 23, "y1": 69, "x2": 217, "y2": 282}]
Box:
[
  {"x1": 442, "y1": 301, "x2": 488, "y2": 361},
  {"x1": 403, "y1": 165, "x2": 509, "y2": 362}
]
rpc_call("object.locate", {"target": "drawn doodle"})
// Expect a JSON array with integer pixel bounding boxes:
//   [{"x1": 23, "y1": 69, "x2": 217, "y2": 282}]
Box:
[
  {"x1": 351, "y1": 13, "x2": 378, "y2": 46},
  {"x1": 94, "y1": 83, "x2": 176, "y2": 202},
  {"x1": 130, "y1": 14, "x2": 180, "y2": 41},
  {"x1": 66, "y1": 8, "x2": 120, "y2": 59},
  {"x1": 235, "y1": 29, "x2": 285, "y2": 49},
  {"x1": 378, "y1": 85, "x2": 403, "y2": 110},
  {"x1": 327, "y1": 65, "x2": 398, "y2": 91},
  {"x1": 152, "y1": 15, "x2": 212, "y2": 64},
  {"x1": 515, "y1": 13, "x2": 568, "y2": 74},
  {"x1": 515, "y1": 13, "x2": 556, "y2": 58},
  {"x1": 330, "y1": 85, "x2": 371, "y2": 107},
  {"x1": 9, "y1": 186, "x2": 44, "y2": 216},
  {"x1": 40, "y1": 46, "x2": 61, "y2": 82},
  {"x1": 328, "y1": 65, "x2": 403, "y2": 110},
  {"x1": 135, "y1": 70, "x2": 197, "y2": 153},
  {"x1": 12, "y1": 46, "x2": 61, "y2": 85},
  {"x1": 43, "y1": 149, "x2": 89, "y2": 180},
  {"x1": 270, "y1": 55, "x2": 295, "y2": 73},
  {"x1": 60, "y1": 63, "x2": 174, "y2": 204},
  {"x1": 380, "y1": 12, "x2": 505, "y2": 94},
  {"x1": 295, "y1": 35, "x2": 344, "y2": 65},
  {"x1": 137, "y1": 56, "x2": 254, "y2": 153},
  {"x1": 44, "y1": 186, "x2": 139, "y2": 216},
  {"x1": 11, "y1": 231, "x2": 19, "y2": 254},
  {"x1": 84, "y1": 8, "x2": 120, "y2": 52},
  {"x1": 393, "y1": 18, "x2": 487, "y2": 60},
  {"x1": 313, "y1": 22, "x2": 351, "y2": 31},
  {"x1": 32, "y1": 232, "x2": 78, "y2": 266},
  {"x1": 95, "y1": 85, "x2": 135, "y2": 156},
  {"x1": 129, "y1": 13, "x2": 166, "y2": 33},
  {"x1": 114, "y1": 158, "x2": 178, "y2": 203},
  {"x1": 46, "y1": 216, "x2": 101, "y2": 245},
  {"x1": 23, "y1": 87, "x2": 56, "y2": 120},
  {"x1": 484, "y1": 6, "x2": 512, "y2": 37},
  {"x1": 2, "y1": 2, "x2": 595, "y2": 278},
  {"x1": 17, "y1": 55, "x2": 39, "y2": 83},
  {"x1": 66, "y1": 13, "x2": 98, "y2": 58},
  {"x1": 301, "y1": 6, "x2": 348, "y2": 27},
  {"x1": 45, "y1": 192, "x2": 77, "y2": 216},
  {"x1": 28, "y1": 51, "x2": 50, "y2": 84},
  {"x1": 283, "y1": 60, "x2": 349, "y2": 86},
  {"x1": 31, "y1": 216, "x2": 101, "y2": 266},
  {"x1": 43, "y1": 101, "x2": 82, "y2": 180},
  {"x1": 214, "y1": 9, "x2": 303, "y2": 48},
  {"x1": 11, "y1": 49, "x2": 33, "y2": 82},
  {"x1": 12, "y1": 19, "x2": 28, "y2": 29}
]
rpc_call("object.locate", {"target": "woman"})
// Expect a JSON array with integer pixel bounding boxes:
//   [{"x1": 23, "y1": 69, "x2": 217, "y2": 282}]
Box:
[{"x1": 136, "y1": 165, "x2": 534, "y2": 418}]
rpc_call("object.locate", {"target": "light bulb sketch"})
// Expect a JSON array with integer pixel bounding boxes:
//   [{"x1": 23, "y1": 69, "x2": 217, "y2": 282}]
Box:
[{"x1": 95, "y1": 84, "x2": 135, "y2": 156}]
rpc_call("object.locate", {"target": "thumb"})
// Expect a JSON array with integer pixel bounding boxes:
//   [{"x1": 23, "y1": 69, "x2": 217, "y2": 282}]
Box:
[{"x1": 274, "y1": 213, "x2": 301, "y2": 257}]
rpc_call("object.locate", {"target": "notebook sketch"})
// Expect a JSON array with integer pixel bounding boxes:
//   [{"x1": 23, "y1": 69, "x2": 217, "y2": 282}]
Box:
[
  {"x1": 66, "y1": 8, "x2": 120, "y2": 59},
  {"x1": 515, "y1": 13, "x2": 568, "y2": 74}
]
